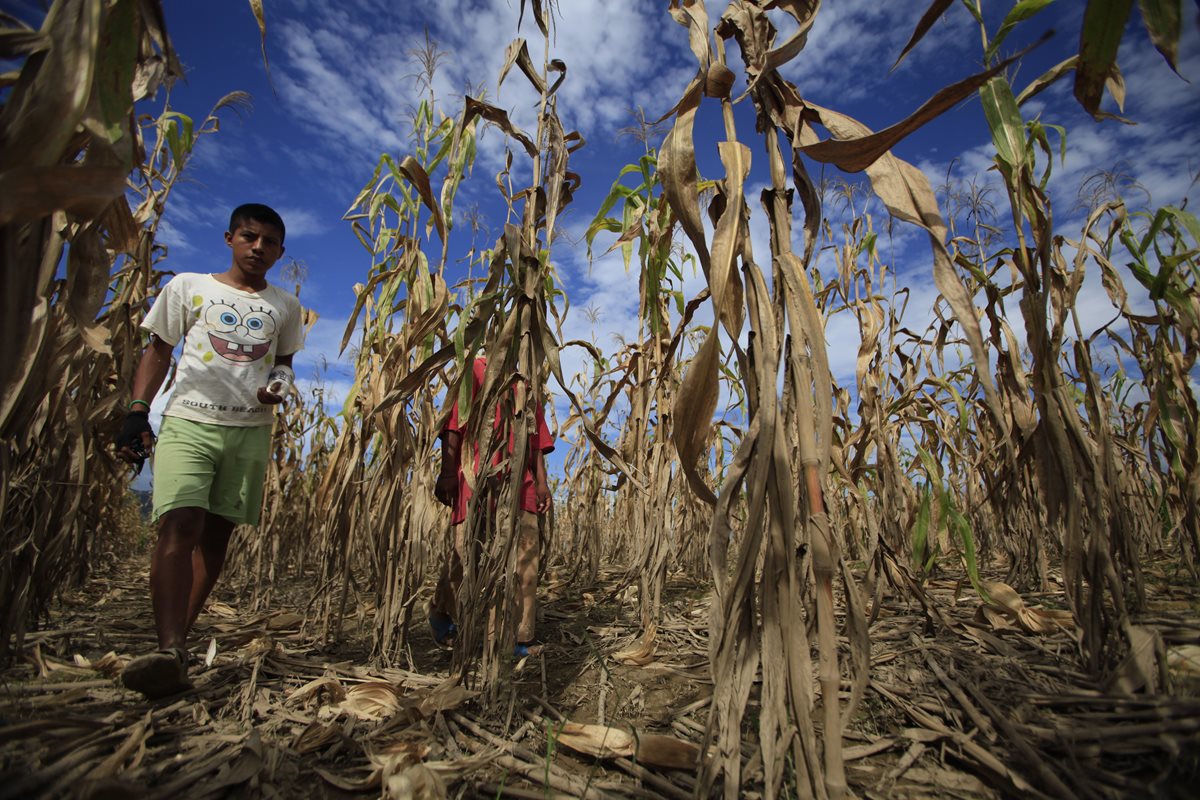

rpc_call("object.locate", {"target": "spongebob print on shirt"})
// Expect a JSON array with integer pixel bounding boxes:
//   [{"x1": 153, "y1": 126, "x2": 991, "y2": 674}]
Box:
[
  {"x1": 204, "y1": 300, "x2": 277, "y2": 364},
  {"x1": 142, "y1": 273, "x2": 305, "y2": 427}
]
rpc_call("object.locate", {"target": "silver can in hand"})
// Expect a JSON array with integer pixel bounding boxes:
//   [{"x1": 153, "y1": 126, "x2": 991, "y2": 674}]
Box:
[{"x1": 266, "y1": 364, "x2": 295, "y2": 397}]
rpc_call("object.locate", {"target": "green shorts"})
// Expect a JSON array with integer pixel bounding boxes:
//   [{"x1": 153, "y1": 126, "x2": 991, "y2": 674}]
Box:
[{"x1": 152, "y1": 416, "x2": 273, "y2": 525}]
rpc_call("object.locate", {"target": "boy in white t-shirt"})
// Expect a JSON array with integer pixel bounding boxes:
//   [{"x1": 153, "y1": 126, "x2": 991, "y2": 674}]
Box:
[{"x1": 116, "y1": 203, "x2": 304, "y2": 698}]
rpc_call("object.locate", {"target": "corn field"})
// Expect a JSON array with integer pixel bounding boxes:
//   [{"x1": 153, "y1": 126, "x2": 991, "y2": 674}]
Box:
[{"x1": 2, "y1": 1, "x2": 1199, "y2": 798}]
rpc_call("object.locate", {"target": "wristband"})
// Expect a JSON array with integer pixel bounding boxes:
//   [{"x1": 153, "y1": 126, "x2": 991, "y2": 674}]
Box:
[{"x1": 129, "y1": 399, "x2": 151, "y2": 411}]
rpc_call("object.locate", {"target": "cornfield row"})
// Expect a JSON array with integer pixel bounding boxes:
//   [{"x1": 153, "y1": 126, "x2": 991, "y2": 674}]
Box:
[{"x1": 2, "y1": 1, "x2": 1197, "y2": 798}]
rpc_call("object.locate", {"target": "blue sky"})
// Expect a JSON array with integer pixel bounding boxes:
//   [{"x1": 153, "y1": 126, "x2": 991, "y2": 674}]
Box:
[{"x1": 10, "y1": 1, "x2": 1200, "y2": 480}]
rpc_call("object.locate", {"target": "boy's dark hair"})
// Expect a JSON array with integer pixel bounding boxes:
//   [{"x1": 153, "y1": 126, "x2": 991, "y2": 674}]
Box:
[{"x1": 229, "y1": 203, "x2": 286, "y2": 242}]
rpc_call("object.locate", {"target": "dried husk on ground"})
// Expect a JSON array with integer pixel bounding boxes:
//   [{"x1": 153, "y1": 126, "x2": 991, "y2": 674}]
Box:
[{"x1": 1, "y1": 552, "x2": 1196, "y2": 798}]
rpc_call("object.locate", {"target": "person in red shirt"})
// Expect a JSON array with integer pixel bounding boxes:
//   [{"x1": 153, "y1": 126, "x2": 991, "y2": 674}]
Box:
[{"x1": 430, "y1": 357, "x2": 555, "y2": 657}]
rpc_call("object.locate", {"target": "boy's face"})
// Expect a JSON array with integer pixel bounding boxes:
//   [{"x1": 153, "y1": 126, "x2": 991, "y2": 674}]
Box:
[{"x1": 225, "y1": 219, "x2": 285, "y2": 279}]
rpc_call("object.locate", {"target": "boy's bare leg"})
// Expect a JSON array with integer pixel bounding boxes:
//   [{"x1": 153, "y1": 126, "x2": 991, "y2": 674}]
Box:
[
  {"x1": 185, "y1": 512, "x2": 236, "y2": 632},
  {"x1": 430, "y1": 522, "x2": 465, "y2": 647},
  {"x1": 149, "y1": 507, "x2": 207, "y2": 650},
  {"x1": 431, "y1": 523, "x2": 465, "y2": 622},
  {"x1": 124, "y1": 509, "x2": 200, "y2": 697},
  {"x1": 515, "y1": 512, "x2": 539, "y2": 643}
]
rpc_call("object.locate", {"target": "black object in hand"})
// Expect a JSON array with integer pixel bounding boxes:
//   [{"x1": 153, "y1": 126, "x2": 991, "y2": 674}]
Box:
[{"x1": 117, "y1": 410, "x2": 154, "y2": 472}]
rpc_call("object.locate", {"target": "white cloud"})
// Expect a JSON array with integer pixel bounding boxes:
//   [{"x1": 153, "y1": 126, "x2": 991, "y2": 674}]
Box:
[
  {"x1": 275, "y1": 206, "x2": 329, "y2": 239},
  {"x1": 160, "y1": 187, "x2": 222, "y2": 230},
  {"x1": 187, "y1": 132, "x2": 255, "y2": 182},
  {"x1": 430, "y1": 0, "x2": 669, "y2": 133},
  {"x1": 296, "y1": 375, "x2": 355, "y2": 415},
  {"x1": 156, "y1": 217, "x2": 194, "y2": 255},
  {"x1": 273, "y1": 16, "x2": 410, "y2": 163},
  {"x1": 775, "y1": 0, "x2": 975, "y2": 103},
  {"x1": 293, "y1": 313, "x2": 357, "y2": 378},
  {"x1": 261, "y1": 0, "x2": 699, "y2": 188}
]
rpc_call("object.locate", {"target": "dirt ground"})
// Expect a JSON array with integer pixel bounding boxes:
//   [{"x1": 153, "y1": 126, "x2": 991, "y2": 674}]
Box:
[{"x1": 1, "y1": 544, "x2": 1198, "y2": 799}]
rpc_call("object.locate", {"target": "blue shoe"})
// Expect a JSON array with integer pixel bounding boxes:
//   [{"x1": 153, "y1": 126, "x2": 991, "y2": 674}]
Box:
[
  {"x1": 429, "y1": 613, "x2": 457, "y2": 647},
  {"x1": 513, "y1": 642, "x2": 543, "y2": 659}
]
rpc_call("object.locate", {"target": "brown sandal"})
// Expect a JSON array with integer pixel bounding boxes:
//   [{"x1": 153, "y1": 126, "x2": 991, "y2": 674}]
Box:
[{"x1": 121, "y1": 647, "x2": 193, "y2": 699}]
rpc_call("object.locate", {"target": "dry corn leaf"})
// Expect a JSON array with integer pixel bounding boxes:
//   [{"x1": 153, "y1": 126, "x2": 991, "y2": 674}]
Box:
[
  {"x1": 203, "y1": 730, "x2": 265, "y2": 793},
  {"x1": 381, "y1": 761, "x2": 447, "y2": 800},
  {"x1": 0, "y1": 164, "x2": 127, "y2": 226},
  {"x1": 72, "y1": 651, "x2": 124, "y2": 678},
  {"x1": 977, "y1": 582, "x2": 1075, "y2": 634},
  {"x1": 32, "y1": 650, "x2": 92, "y2": 679},
  {"x1": 371, "y1": 740, "x2": 432, "y2": 765},
  {"x1": 843, "y1": 737, "x2": 897, "y2": 762},
  {"x1": 892, "y1": 0, "x2": 955, "y2": 70},
  {"x1": 203, "y1": 637, "x2": 217, "y2": 668},
  {"x1": 286, "y1": 675, "x2": 346, "y2": 708},
  {"x1": 265, "y1": 611, "x2": 303, "y2": 630},
  {"x1": 328, "y1": 681, "x2": 402, "y2": 721},
  {"x1": 413, "y1": 683, "x2": 475, "y2": 717},
  {"x1": 293, "y1": 720, "x2": 343, "y2": 754},
  {"x1": 85, "y1": 713, "x2": 151, "y2": 781},
  {"x1": 906, "y1": 766, "x2": 990, "y2": 794},
  {"x1": 798, "y1": 44, "x2": 1037, "y2": 173},
  {"x1": 315, "y1": 766, "x2": 380, "y2": 793},
  {"x1": 635, "y1": 733, "x2": 703, "y2": 770},
  {"x1": 613, "y1": 638, "x2": 657, "y2": 666},
  {"x1": 555, "y1": 722, "x2": 636, "y2": 759},
  {"x1": 240, "y1": 635, "x2": 277, "y2": 658},
  {"x1": 554, "y1": 721, "x2": 701, "y2": 771},
  {"x1": 206, "y1": 602, "x2": 237, "y2": 618},
  {"x1": 1168, "y1": 645, "x2": 1200, "y2": 678},
  {"x1": 977, "y1": 605, "x2": 1016, "y2": 631},
  {"x1": 1110, "y1": 625, "x2": 1162, "y2": 694}
]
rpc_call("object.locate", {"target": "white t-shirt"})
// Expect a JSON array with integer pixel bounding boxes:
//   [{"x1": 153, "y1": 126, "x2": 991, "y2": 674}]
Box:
[{"x1": 142, "y1": 273, "x2": 305, "y2": 427}]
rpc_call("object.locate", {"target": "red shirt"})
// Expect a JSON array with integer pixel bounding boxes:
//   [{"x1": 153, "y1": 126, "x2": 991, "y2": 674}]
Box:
[{"x1": 445, "y1": 358, "x2": 555, "y2": 524}]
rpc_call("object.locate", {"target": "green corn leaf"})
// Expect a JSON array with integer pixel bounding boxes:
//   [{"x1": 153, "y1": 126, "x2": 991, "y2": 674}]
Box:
[
  {"x1": 368, "y1": 191, "x2": 387, "y2": 223},
  {"x1": 341, "y1": 374, "x2": 363, "y2": 419},
  {"x1": 945, "y1": 495, "x2": 988, "y2": 600},
  {"x1": 914, "y1": 444, "x2": 944, "y2": 493},
  {"x1": 347, "y1": 159, "x2": 385, "y2": 214},
  {"x1": 1137, "y1": 0, "x2": 1181, "y2": 71},
  {"x1": 95, "y1": 0, "x2": 137, "y2": 143},
  {"x1": 985, "y1": 0, "x2": 1057, "y2": 64},
  {"x1": 962, "y1": 0, "x2": 985, "y2": 27},
  {"x1": 163, "y1": 113, "x2": 195, "y2": 168},
  {"x1": 377, "y1": 228, "x2": 395, "y2": 258},
  {"x1": 1163, "y1": 205, "x2": 1200, "y2": 249},
  {"x1": 1149, "y1": 248, "x2": 1179, "y2": 301},
  {"x1": 1026, "y1": 119, "x2": 1067, "y2": 189},
  {"x1": 426, "y1": 116, "x2": 458, "y2": 172},
  {"x1": 911, "y1": 484, "x2": 934, "y2": 573},
  {"x1": 667, "y1": 253, "x2": 684, "y2": 282},
  {"x1": 979, "y1": 76, "x2": 1026, "y2": 172},
  {"x1": 1075, "y1": 0, "x2": 1135, "y2": 117}
]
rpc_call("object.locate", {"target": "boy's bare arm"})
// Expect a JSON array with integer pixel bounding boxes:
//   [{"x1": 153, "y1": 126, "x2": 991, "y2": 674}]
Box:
[
  {"x1": 434, "y1": 429, "x2": 462, "y2": 507},
  {"x1": 131, "y1": 335, "x2": 174, "y2": 406},
  {"x1": 117, "y1": 336, "x2": 173, "y2": 463},
  {"x1": 534, "y1": 449, "x2": 551, "y2": 513}
]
